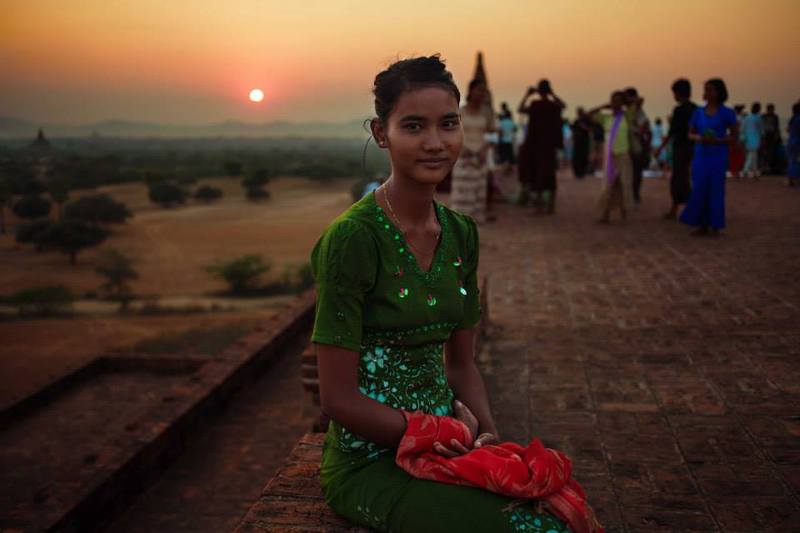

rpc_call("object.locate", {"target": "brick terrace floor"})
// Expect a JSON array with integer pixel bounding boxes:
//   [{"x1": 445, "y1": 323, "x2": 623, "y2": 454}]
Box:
[{"x1": 477, "y1": 173, "x2": 800, "y2": 532}]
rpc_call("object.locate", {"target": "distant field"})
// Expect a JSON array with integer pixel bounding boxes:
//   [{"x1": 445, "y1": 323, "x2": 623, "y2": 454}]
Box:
[
  {"x1": 0, "y1": 176, "x2": 355, "y2": 410},
  {"x1": 0, "y1": 176, "x2": 355, "y2": 297}
]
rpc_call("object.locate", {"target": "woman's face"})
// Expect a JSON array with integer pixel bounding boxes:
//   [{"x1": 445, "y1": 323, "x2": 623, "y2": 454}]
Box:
[
  {"x1": 704, "y1": 82, "x2": 718, "y2": 103},
  {"x1": 374, "y1": 86, "x2": 463, "y2": 186},
  {"x1": 468, "y1": 83, "x2": 487, "y2": 106}
]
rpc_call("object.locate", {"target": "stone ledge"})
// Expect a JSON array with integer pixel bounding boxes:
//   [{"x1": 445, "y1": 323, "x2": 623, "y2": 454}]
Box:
[
  {"x1": 234, "y1": 433, "x2": 369, "y2": 533},
  {"x1": 1, "y1": 290, "x2": 316, "y2": 532}
]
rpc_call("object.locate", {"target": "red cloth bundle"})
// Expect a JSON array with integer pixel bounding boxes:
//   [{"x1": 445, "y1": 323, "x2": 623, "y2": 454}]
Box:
[{"x1": 396, "y1": 410, "x2": 604, "y2": 533}]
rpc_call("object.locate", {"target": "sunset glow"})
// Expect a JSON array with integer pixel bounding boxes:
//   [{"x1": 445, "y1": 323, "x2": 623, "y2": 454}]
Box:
[{"x1": 2, "y1": 0, "x2": 797, "y2": 124}]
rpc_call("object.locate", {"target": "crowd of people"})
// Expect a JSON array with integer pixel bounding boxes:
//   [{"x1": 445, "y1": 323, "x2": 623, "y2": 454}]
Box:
[{"x1": 427, "y1": 75, "x2": 800, "y2": 236}]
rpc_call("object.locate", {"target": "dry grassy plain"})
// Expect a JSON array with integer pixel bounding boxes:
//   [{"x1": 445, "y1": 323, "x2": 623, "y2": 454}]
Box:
[{"x1": 0, "y1": 176, "x2": 355, "y2": 409}]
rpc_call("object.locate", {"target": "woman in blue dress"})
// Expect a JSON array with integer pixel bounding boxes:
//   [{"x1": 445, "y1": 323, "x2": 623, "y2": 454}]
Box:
[{"x1": 679, "y1": 78, "x2": 739, "y2": 236}]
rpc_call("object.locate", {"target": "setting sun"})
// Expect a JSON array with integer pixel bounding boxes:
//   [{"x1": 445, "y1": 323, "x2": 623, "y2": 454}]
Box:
[{"x1": 248, "y1": 88, "x2": 264, "y2": 103}]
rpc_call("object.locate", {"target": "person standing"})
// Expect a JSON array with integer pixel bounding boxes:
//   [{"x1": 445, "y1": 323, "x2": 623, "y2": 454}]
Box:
[
  {"x1": 590, "y1": 121, "x2": 605, "y2": 174},
  {"x1": 517, "y1": 79, "x2": 565, "y2": 214},
  {"x1": 451, "y1": 79, "x2": 495, "y2": 224},
  {"x1": 624, "y1": 87, "x2": 652, "y2": 203},
  {"x1": 787, "y1": 102, "x2": 800, "y2": 187},
  {"x1": 679, "y1": 78, "x2": 738, "y2": 236},
  {"x1": 496, "y1": 102, "x2": 517, "y2": 175},
  {"x1": 588, "y1": 91, "x2": 633, "y2": 223},
  {"x1": 728, "y1": 104, "x2": 747, "y2": 179},
  {"x1": 571, "y1": 107, "x2": 592, "y2": 178},
  {"x1": 561, "y1": 119, "x2": 573, "y2": 168},
  {"x1": 654, "y1": 78, "x2": 697, "y2": 220},
  {"x1": 650, "y1": 118, "x2": 666, "y2": 170},
  {"x1": 762, "y1": 103, "x2": 784, "y2": 174},
  {"x1": 742, "y1": 102, "x2": 764, "y2": 180}
]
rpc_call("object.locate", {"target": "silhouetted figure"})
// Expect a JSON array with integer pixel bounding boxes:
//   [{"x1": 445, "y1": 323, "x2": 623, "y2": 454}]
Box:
[
  {"x1": 570, "y1": 107, "x2": 592, "y2": 178},
  {"x1": 624, "y1": 87, "x2": 651, "y2": 203},
  {"x1": 680, "y1": 78, "x2": 738, "y2": 236},
  {"x1": 761, "y1": 103, "x2": 784, "y2": 174},
  {"x1": 517, "y1": 79, "x2": 565, "y2": 214},
  {"x1": 788, "y1": 102, "x2": 800, "y2": 187},
  {"x1": 654, "y1": 78, "x2": 697, "y2": 220},
  {"x1": 590, "y1": 121, "x2": 605, "y2": 173}
]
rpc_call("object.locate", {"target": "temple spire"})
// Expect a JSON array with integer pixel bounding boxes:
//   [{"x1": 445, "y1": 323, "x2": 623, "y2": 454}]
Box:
[
  {"x1": 30, "y1": 128, "x2": 51, "y2": 149},
  {"x1": 472, "y1": 51, "x2": 488, "y2": 86}
]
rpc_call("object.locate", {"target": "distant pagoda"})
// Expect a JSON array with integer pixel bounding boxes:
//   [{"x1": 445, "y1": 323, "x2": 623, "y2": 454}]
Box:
[{"x1": 29, "y1": 128, "x2": 52, "y2": 150}]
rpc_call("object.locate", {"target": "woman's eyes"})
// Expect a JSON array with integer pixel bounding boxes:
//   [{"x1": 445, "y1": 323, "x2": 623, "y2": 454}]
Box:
[{"x1": 402, "y1": 120, "x2": 460, "y2": 131}]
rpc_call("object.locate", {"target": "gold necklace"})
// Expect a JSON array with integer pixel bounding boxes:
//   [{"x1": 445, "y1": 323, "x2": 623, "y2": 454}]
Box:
[{"x1": 383, "y1": 183, "x2": 440, "y2": 257}]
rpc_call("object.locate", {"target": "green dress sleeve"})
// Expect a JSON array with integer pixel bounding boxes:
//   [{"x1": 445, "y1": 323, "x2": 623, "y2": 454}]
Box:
[
  {"x1": 456, "y1": 215, "x2": 481, "y2": 330},
  {"x1": 310, "y1": 218, "x2": 377, "y2": 352}
]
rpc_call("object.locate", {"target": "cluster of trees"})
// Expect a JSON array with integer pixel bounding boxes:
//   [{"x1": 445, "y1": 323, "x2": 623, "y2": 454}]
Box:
[
  {"x1": 206, "y1": 254, "x2": 313, "y2": 296},
  {"x1": 0, "y1": 136, "x2": 388, "y2": 193},
  {"x1": 1, "y1": 247, "x2": 138, "y2": 316},
  {"x1": 6, "y1": 171, "x2": 133, "y2": 264},
  {"x1": 2, "y1": 252, "x2": 311, "y2": 318}
]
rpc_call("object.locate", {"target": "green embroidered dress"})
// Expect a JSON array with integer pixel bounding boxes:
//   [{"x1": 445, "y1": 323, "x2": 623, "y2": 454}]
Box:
[{"x1": 311, "y1": 191, "x2": 569, "y2": 532}]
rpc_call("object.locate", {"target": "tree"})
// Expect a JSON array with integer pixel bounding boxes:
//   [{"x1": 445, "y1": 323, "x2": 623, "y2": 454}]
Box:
[
  {"x1": 15, "y1": 220, "x2": 54, "y2": 249},
  {"x1": 206, "y1": 255, "x2": 271, "y2": 294},
  {"x1": 223, "y1": 161, "x2": 243, "y2": 177},
  {"x1": 242, "y1": 168, "x2": 272, "y2": 201},
  {"x1": 148, "y1": 182, "x2": 186, "y2": 208},
  {"x1": 242, "y1": 168, "x2": 271, "y2": 189},
  {"x1": 64, "y1": 194, "x2": 132, "y2": 224},
  {"x1": 36, "y1": 219, "x2": 109, "y2": 265},
  {"x1": 47, "y1": 175, "x2": 71, "y2": 219},
  {"x1": 95, "y1": 248, "x2": 138, "y2": 310},
  {"x1": 193, "y1": 185, "x2": 223, "y2": 202},
  {"x1": 0, "y1": 175, "x2": 11, "y2": 234},
  {"x1": 13, "y1": 194, "x2": 51, "y2": 220}
]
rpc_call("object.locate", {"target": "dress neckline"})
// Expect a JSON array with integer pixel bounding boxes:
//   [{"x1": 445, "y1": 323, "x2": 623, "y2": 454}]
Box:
[{"x1": 368, "y1": 190, "x2": 449, "y2": 282}]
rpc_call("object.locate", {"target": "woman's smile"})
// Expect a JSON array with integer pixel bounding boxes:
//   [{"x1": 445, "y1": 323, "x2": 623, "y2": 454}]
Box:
[{"x1": 417, "y1": 157, "x2": 450, "y2": 169}]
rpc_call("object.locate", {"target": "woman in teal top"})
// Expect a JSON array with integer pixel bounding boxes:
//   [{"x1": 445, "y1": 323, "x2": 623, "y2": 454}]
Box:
[{"x1": 311, "y1": 55, "x2": 569, "y2": 532}]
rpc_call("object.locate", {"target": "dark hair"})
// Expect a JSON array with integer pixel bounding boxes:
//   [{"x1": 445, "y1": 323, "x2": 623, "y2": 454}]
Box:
[
  {"x1": 624, "y1": 87, "x2": 638, "y2": 98},
  {"x1": 671, "y1": 78, "x2": 691, "y2": 99},
  {"x1": 752, "y1": 101, "x2": 761, "y2": 114},
  {"x1": 537, "y1": 79, "x2": 552, "y2": 94},
  {"x1": 705, "y1": 78, "x2": 728, "y2": 103},
  {"x1": 611, "y1": 90, "x2": 626, "y2": 101},
  {"x1": 467, "y1": 78, "x2": 486, "y2": 102},
  {"x1": 793, "y1": 103, "x2": 800, "y2": 116},
  {"x1": 373, "y1": 55, "x2": 460, "y2": 123},
  {"x1": 767, "y1": 103, "x2": 775, "y2": 111}
]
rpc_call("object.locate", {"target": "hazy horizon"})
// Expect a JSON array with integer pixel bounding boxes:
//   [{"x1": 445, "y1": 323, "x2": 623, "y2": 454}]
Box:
[{"x1": 3, "y1": 0, "x2": 798, "y2": 126}]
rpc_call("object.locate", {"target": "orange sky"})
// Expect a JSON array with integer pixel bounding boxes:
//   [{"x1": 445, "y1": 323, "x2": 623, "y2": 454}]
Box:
[{"x1": 2, "y1": 0, "x2": 798, "y2": 125}]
